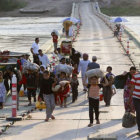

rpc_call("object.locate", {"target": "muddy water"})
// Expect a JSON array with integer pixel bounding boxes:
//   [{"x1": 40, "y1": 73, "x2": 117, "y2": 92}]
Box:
[
  {"x1": 124, "y1": 17, "x2": 140, "y2": 37},
  {"x1": 0, "y1": 17, "x2": 64, "y2": 54}
]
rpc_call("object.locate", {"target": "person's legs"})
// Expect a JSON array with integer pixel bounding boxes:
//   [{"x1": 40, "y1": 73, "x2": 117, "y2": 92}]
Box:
[
  {"x1": 89, "y1": 98, "x2": 94, "y2": 124},
  {"x1": 50, "y1": 94, "x2": 55, "y2": 119},
  {"x1": 44, "y1": 94, "x2": 51, "y2": 120},
  {"x1": 93, "y1": 99, "x2": 100, "y2": 123},
  {"x1": 31, "y1": 89, "x2": 36, "y2": 102},
  {"x1": 27, "y1": 89, "x2": 32, "y2": 105},
  {"x1": 133, "y1": 98, "x2": 140, "y2": 132},
  {"x1": 54, "y1": 43, "x2": 57, "y2": 51},
  {"x1": 4, "y1": 79, "x2": 9, "y2": 92}
]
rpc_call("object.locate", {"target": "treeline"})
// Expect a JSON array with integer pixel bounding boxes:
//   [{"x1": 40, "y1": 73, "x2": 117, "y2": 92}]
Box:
[{"x1": 0, "y1": 0, "x2": 26, "y2": 11}]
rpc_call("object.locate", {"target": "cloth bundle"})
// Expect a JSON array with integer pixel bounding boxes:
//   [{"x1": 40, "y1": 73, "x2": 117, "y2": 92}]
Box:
[
  {"x1": 86, "y1": 68, "x2": 104, "y2": 78},
  {"x1": 23, "y1": 61, "x2": 40, "y2": 72},
  {"x1": 122, "y1": 112, "x2": 136, "y2": 128},
  {"x1": 55, "y1": 64, "x2": 73, "y2": 75}
]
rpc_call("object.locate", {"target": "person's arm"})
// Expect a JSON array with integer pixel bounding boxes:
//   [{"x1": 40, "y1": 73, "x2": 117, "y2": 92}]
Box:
[
  {"x1": 78, "y1": 61, "x2": 81, "y2": 74},
  {"x1": 102, "y1": 76, "x2": 109, "y2": 87},
  {"x1": 45, "y1": 55, "x2": 50, "y2": 65},
  {"x1": 30, "y1": 48, "x2": 34, "y2": 55}
]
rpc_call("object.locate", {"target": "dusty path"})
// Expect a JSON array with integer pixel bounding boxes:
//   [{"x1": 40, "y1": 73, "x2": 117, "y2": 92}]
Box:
[{"x1": 1, "y1": 2, "x2": 139, "y2": 140}]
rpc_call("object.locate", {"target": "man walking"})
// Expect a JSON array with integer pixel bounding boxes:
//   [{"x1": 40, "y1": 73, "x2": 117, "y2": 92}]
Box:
[
  {"x1": 31, "y1": 38, "x2": 40, "y2": 65},
  {"x1": 131, "y1": 72, "x2": 140, "y2": 136},
  {"x1": 38, "y1": 49, "x2": 50, "y2": 68},
  {"x1": 87, "y1": 56, "x2": 100, "y2": 70}
]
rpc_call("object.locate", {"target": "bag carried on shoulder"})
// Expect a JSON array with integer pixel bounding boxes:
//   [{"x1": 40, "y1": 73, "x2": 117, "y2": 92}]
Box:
[{"x1": 122, "y1": 112, "x2": 136, "y2": 128}]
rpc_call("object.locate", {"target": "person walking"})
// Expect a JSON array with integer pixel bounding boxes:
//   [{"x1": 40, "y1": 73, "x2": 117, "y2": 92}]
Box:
[
  {"x1": 84, "y1": 76, "x2": 108, "y2": 127},
  {"x1": 78, "y1": 53, "x2": 90, "y2": 91},
  {"x1": 40, "y1": 70, "x2": 55, "y2": 122},
  {"x1": 102, "y1": 66, "x2": 115, "y2": 106},
  {"x1": 87, "y1": 56, "x2": 100, "y2": 70},
  {"x1": 51, "y1": 32, "x2": 58, "y2": 51},
  {"x1": 31, "y1": 38, "x2": 40, "y2": 65},
  {"x1": 131, "y1": 72, "x2": 140, "y2": 136},
  {"x1": 25, "y1": 70, "x2": 38, "y2": 106},
  {"x1": 0, "y1": 71, "x2": 6, "y2": 109},
  {"x1": 38, "y1": 49, "x2": 50, "y2": 68},
  {"x1": 71, "y1": 74, "x2": 79, "y2": 103}
]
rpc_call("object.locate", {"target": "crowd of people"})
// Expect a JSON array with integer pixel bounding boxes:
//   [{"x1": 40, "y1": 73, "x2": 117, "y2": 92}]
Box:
[{"x1": 0, "y1": 35, "x2": 140, "y2": 136}]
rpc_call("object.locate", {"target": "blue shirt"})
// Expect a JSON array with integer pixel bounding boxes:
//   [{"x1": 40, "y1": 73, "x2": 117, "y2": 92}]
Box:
[{"x1": 88, "y1": 62, "x2": 100, "y2": 70}]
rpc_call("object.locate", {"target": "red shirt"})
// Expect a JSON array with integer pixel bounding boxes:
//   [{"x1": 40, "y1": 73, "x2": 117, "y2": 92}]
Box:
[{"x1": 52, "y1": 35, "x2": 58, "y2": 43}]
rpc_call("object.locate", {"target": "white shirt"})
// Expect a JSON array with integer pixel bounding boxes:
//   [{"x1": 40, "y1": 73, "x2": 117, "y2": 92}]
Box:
[
  {"x1": 78, "y1": 60, "x2": 90, "y2": 75},
  {"x1": 31, "y1": 42, "x2": 39, "y2": 54},
  {"x1": 39, "y1": 54, "x2": 50, "y2": 67}
]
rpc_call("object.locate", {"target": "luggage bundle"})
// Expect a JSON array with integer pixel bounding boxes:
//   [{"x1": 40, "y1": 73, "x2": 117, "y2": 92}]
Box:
[
  {"x1": 23, "y1": 61, "x2": 40, "y2": 72},
  {"x1": 55, "y1": 64, "x2": 73, "y2": 75},
  {"x1": 60, "y1": 40, "x2": 72, "y2": 56},
  {"x1": 86, "y1": 68, "x2": 104, "y2": 78},
  {"x1": 122, "y1": 112, "x2": 136, "y2": 128}
]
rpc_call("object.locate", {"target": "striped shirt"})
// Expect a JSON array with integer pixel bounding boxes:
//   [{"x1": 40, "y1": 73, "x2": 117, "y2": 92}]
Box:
[{"x1": 131, "y1": 73, "x2": 140, "y2": 99}]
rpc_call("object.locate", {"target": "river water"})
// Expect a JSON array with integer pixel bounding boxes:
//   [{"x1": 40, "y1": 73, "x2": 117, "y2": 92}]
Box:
[
  {"x1": 124, "y1": 17, "x2": 140, "y2": 37},
  {"x1": 0, "y1": 17, "x2": 63, "y2": 54},
  {"x1": 0, "y1": 16, "x2": 140, "y2": 54}
]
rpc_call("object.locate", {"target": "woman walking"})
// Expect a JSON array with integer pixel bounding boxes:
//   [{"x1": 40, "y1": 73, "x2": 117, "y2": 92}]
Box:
[{"x1": 123, "y1": 67, "x2": 136, "y2": 113}]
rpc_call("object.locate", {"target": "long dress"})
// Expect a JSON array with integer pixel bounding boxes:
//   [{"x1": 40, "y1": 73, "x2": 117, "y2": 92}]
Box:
[
  {"x1": 0, "y1": 81, "x2": 6, "y2": 103},
  {"x1": 124, "y1": 76, "x2": 135, "y2": 113}
]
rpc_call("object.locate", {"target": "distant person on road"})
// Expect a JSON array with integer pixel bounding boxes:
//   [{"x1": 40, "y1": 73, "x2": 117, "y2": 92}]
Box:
[
  {"x1": 71, "y1": 74, "x2": 79, "y2": 103},
  {"x1": 130, "y1": 72, "x2": 140, "y2": 136},
  {"x1": 38, "y1": 49, "x2": 50, "y2": 68},
  {"x1": 40, "y1": 70, "x2": 55, "y2": 122},
  {"x1": 51, "y1": 32, "x2": 58, "y2": 51},
  {"x1": 70, "y1": 48, "x2": 81, "y2": 67},
  {"x1": 0, "y1": 71, "x2": 6, "y2": 109},
  {"x1": 87, "y1": 56, "x2": 100, "y2": 71},
  {"x1": 25, "y1": 70, "x2": 38, "y2": 106},
  {"x1": 84, "y1": 76, "x2": 108, "y2": 127},
  {"x1": 78, "y1": 53, "x2": 90, "y2": 92},
  {"x1": 31, "y1": 38, "x2": 40, "y2": 65}
]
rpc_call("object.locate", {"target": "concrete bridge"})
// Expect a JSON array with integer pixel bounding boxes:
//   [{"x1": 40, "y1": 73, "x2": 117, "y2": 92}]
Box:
[{"x1": 1, "y1": 2, "x2": 139, "y2": 140}]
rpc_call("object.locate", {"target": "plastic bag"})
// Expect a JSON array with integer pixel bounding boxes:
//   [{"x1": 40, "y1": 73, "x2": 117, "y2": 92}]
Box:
[
  {"x1": 86, "y1": 68, "x2": 104, "y2": 78},
  {"x1": 19, "y1": 86, "x2": 24, "y2": 97},
  {"x1": 36, "y1": 101, "x2": 46, "y2": 109},
  {"x1": 52, "y1": 85, "x2": 61, "y2": 92},
  {"x1": 122, "y1": 112, "x2": 136, "y2": 128}
]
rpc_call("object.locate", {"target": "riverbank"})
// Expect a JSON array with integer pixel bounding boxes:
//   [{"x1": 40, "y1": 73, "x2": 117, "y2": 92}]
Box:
[
  {"x1": 99, "y1": 0, "x2": 140, "y2": 16},
  {"x1": 0, "y1": 0, "x2": 80, "y2": 17}
]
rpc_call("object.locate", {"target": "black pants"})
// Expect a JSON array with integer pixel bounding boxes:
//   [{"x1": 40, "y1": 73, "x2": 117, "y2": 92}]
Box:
[
  {"x1": 27, "y1": 89, "x2": 36, "y2": 102},
  {"x1": 4, "y1": 79, "x2": 10, "y2": 92},
  {"x1": 89, "y1": 97, "x2": 99, "y2": 124},
  {"x1": 33, "y1": 54, "x2": 39, "y2": 65},
  {"x1": 133, "y1": 98, "x2": 140, "y2": 131},
  {"x1": 103, "y1": 86, "x2": 112, "y2": 106},
  {"x1": 72, "y1": 88, "x2": 78, "y2": 102}
]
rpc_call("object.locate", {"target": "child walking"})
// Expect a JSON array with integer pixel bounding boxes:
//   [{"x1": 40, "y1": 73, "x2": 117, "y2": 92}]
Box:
[
  {"x1": 51, "y1": 32, "x2": 58, "y2": 51},
  {"x1": 85, "y1": 76, "x2": 108, "y2": 127},
  {"x1": 0, "y1": 71, "x2": 6, "y2": 109},
  {"x1": 71, "y1": 74, "x2": 79, "y2": 103},
  {"x1": 25, "y1": 70, "x2": 38, "y2": 106},
  {"x1": 40, "y1": 70, "x2": 55, "y2": 122}
]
